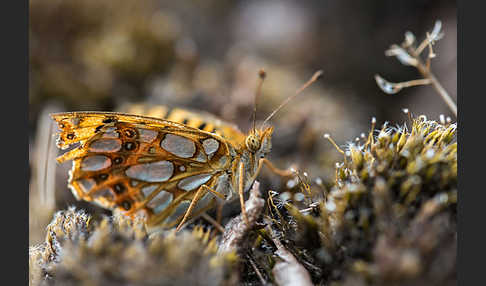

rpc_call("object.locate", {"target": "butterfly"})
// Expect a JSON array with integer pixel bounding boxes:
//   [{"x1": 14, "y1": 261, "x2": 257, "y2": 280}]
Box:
[{"x1": 51, "y1": 70, "x2": 322, "y2": 231}]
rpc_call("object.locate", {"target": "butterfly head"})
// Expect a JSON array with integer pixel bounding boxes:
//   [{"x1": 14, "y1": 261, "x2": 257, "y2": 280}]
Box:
[{"x1": 245, "y1": 126, "x2": 274, "y2": 156}]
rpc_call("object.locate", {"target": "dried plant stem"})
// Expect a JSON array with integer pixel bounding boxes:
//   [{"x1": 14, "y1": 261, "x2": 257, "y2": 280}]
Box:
[
  {"x1": 397, "y1": 78, "x2": 432, "y2": 89},
  {"x1": 411, "y1": 51, "x2": 457, "y2": 117}
]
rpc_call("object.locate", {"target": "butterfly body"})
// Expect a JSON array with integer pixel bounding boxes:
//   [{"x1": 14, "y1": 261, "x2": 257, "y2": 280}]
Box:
[{"x1": 51, "y1": 108, "x2": 275, "y2": 229}]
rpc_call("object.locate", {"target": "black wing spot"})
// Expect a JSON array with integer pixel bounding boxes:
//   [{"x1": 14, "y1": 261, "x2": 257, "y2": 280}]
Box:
[
  {"x1": 114, "y1": 157, "x2": 123, "y2": 164},
  {"x1": 164, "y1": 108, "x2": 173, "y2": 119},
  {"x1": 113, "y1": 183, "x2": 126, "y2": 194},
  {"x1": 102, "y1": 118, "x2": 115, "y2": 124},
  {"x1": 182, "y1": 118, "x2": 189, "y2": 125},
  {"x1": 121, "y1": 200, "x2": 131, "y2": 210},
  {"x1": 124, "y1": 129, "x2": 136, "y2": 138},
  {"x1": 198, "y1": 122, "x2": 207, "y2": 130},
  {"x1": 98, "y1": 173, "x2": 109, "y2": 181},
  {"x1": 95, "y1": 125, "x2": 103, "y2": 133},
  {"x1": 124, "y1": 142, "x2": 137, "y2": 151},
  {"x1": 66, "y1": 133, "x2": 75, "y2": 140}
]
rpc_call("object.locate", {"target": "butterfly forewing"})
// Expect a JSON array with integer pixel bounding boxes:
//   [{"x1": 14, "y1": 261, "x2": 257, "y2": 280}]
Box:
[{"x1": 51, "y1": 112, "x2": 233, "y2": 228}]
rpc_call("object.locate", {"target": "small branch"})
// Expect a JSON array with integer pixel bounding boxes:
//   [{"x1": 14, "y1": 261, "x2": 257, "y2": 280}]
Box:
[
  {"x1": 408, "y1": 22, "x2": 456, "y2": 117},
  {"x1": 218, "y1": 181, "x2": 265, "y2": 254},
  {"x1": 413, "y1": 56, "x2": 457, "y2": 117},
  {"x1": 375, "y1": 75, "x2": 432, "y2": 95}
]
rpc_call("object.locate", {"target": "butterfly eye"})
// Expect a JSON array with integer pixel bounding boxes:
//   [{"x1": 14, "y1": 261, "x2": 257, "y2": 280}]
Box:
[{"x1": 245, "y1": 135, "x2": 261, "y2": 153}]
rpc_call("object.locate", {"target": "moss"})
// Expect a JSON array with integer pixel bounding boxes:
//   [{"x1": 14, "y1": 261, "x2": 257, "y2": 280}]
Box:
[
  {"x1": 30, "y1": 207, "x2": 238, "y2": 286},
  {"x1": 30, "y1": 115, "x2": 456, "y2": 285},
  {"x1": 242, "y1": 115, "x2": 456, "y2": 285}
]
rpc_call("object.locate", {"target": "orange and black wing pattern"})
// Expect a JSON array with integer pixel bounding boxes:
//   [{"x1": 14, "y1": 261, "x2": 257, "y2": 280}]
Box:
[{"x1": 51, "y1": 111, "x2": 232, "y2": 228}]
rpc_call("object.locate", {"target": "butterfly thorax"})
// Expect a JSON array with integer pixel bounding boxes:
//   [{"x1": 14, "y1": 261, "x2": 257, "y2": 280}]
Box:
[{"x1": 229, "y1": 127, "x2": 274, "y2": 197}]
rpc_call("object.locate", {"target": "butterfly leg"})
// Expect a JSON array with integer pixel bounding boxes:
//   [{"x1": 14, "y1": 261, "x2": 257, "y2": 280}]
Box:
[
  {"x1": 201, "y1": 212, "x2": 225, "y2": 233},
  {"x1": 216, "y1": 201, "x2": 223, "y2": 226},
  {"x1": 251, "y1": 158, "x2": 295, "y2": 183},
  {"x1": 207, "y1": 201, "x2": 225, "y2": 238},
  {"x1": 176, "y1": 185, "x2": 220, "y2": 232},
  {"x1": 238, "y1": 161, "x2": 250, "y2": 226},
  {"x1": 176, "y1": 185, "x2": 208, "y2": 231}
]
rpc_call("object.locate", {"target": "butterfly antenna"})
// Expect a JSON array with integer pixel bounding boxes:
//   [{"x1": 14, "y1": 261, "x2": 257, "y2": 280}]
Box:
[
  {"x1": 262, "y1": 70, "x2": 323, "y2": 126},
  {"x1": 252, "y1": 69, "x2": 266, "y2": 133}
]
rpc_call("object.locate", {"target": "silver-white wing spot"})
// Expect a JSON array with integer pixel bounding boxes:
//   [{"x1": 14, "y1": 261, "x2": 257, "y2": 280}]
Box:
[
  {"x1": 202, "y1": 138, "x2": 219, "y2": 158},
  {"x1": 78, "y1": 178, "x2": 95, "y2": 193},
  {"x1": 194, "y1": 150, "x2": 207, "y2": 162},
  {"x1": 141, "y1": 185, "x2": 158, "y2": 197},
  {"x1": 130, "y1": 180, "x2": 139, "y2": 187},
  {"x1": 89, "y1": 139, "x2": 122, "y2": 152},
  {"x1": 160, "y1": 134, "x2": 196, "y2": 158},
  {"x1": 167, "y1": 201, "x2": 190, "y2": 222},
  {"x1": 125, "y1": 161, "x2": 174, "y2": 182},
  {"x1": 148, "y1": 191, "x2": 173, "y2": 214},
  {"x1": 138, "y1": 128, "x2": 158, "y2": 143},
  {"x1": 81, "y1": 155, "x2": 112, "y2": 171},
  {"x1": 70, "y1": 117, "x2": 81, "y2": 126},
  {"x1": 102, "y1": 127, "x2": 119, "y2": 138},
  {"x1": 91, "y1": 188, "x2": 114, "y2": 207},
  {"x1": 177, "y1": 174, "x2": 212, "y2": 191},
  {"x1": 92, "y1": 188, "x2": 113, "y2": 200}
]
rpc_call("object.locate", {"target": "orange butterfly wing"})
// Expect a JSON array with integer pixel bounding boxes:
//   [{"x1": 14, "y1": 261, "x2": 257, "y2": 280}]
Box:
[{"x1": 51, "y1": 112, "x2": 233, "y2": 228}]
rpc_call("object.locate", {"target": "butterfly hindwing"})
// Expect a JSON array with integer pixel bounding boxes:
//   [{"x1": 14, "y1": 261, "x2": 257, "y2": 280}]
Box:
[
  {"x1": 119, "y1": 104, "x2": 247, "y2": 146},
  {"x1": 51, "y1": 112, "x2": 232, "y2": 227}
]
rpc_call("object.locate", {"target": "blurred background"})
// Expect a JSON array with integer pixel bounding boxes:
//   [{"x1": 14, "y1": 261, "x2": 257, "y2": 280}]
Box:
[{"x1": 29, "y1": 0, "x2": 456, "y2": 244}]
